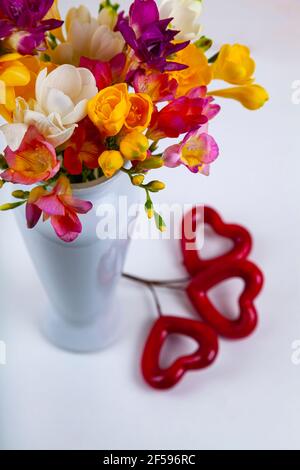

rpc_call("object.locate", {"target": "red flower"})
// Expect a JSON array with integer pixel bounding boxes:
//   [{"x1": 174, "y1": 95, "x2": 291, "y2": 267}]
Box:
[
  {"x1": 63, "y1": 118, "x2": 105, "y2": 175},
  {"x1": 147, "y1": 96, "x2": 208, "y2": 140}
]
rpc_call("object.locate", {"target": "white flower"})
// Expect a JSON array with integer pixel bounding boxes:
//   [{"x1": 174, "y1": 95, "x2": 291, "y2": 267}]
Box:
[
  {"x1": 159, "y1": 0, "x2": 203, "y2": 41},
  {"x1": 1, "y1": 64, "x2": 98, "y2": 149},
  {"x1": 52, "y1": 5, "x2": 124, "y2": 66}
]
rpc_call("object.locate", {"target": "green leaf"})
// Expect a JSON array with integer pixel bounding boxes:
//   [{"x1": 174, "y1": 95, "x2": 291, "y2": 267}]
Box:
[
  {"x1": 208, "y1": 52, "x2": 219, "y2": 64},
  {"x1": 0, "y1": 154, "x2": 8, "y2": 170},
  {"x1": 0, "y1": 201, "x2": 26, "y2": 211}
]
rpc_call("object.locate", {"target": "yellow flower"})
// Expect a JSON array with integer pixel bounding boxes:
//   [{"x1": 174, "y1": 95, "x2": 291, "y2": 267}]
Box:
[
  {"x1": 0, "y1": 53, "x2": 31, "y2": 121},
  {"x1": 120, "y1": 131, "x2": 149, "y2": 161},
  {"x1": 0, "y1": 55, "x2": 55, "y2": 122},
  {"x1": 208, "y1": 85, "x2": 269, "y2": 110},
  {"x1": 171, "y1": 43, "x2": 212, "y2": 97},
  {"x1": 99, "y1": 150, "x2": 124, "y2": 178},
  {"x1": 211, "y1": 44, "x2": 255, "y2": 85},
  {"x1": 88, "y1": 83, "x2": 130, "y2": 137}
]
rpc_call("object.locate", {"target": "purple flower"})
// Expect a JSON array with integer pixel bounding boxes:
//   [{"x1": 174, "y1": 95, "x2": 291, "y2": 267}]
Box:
[
  {"x1": 117, "y1": 0, "x2": 189, "y2": 74},
  {"x1": 0, "y1": 0, "x2": 63, "y2": 54}
]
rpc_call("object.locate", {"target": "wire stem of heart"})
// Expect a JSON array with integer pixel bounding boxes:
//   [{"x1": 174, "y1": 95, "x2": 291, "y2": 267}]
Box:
[
  {"x1": 122, "y1": 273, "x2": 190, "y2": 290},
  {"x1": 122, "y1": 273, "x2": 191, "y2": 317}
]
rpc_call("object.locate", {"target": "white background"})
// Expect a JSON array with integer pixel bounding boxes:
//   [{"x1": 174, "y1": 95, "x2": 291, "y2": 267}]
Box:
[{"x1": 1, "y1": 0, "x2": 300, "y2": 450}]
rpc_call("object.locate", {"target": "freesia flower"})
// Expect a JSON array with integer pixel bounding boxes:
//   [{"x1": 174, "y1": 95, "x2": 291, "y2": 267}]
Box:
[
  {"x1": 211, "y1": 44, "x2": 255, "y2": 85},
  {"x1": 125, "y1": 93, "x2": 153, "y2": 132},
  {"x1": 208, "y1": 84, "x2": 269, "y2": 110},
  {"x1": 1, "y1": 64, "x2": 98, "y2": 149},
  {"x1": 0, "y1": 0, "x2": 63, "y2": 55},
  {"x1": 0, "y1": 55, "x2": 56, "y2": 121},
  {"x1": 63, "y1": 118, "x2": 105, "y2": 175},
  {"x1": 133, "y1": 70, "x2": 178, "y2": 103},
  {"x1": 120, "y1": 131, "x2": 149, "y2": 161},
  {"x1": 118, "y1": 0, "x2": 189, "y2": 73},
  {"x1": 0, "y1": 53, "x2": 31, "y2": 121},
  {"x1": 26, "y1": 175, "x2": 93, "y2": 242},
  {"x1": 159, "y1": 0, "x2": 203, "y2": 41},
  {"x1": 51, "y1": 5, "x2": 124, "y2": 66},
  {"x1": 98, "y1": 150, "x2": 124, "y2": 178},
  {"x1": 1, "y1": 125, "x2": 60, "y2": 184},
  {"x1": 80, "y1": 54, "x2": 126, "y2": 90},
  {"x1": 171, "y1": 43, "x2": 212, "y2": 97},
  {"x1": 163, "y1": 125, "x2": 219, "y2": 174},
  {"x1": 147, "y1": 89, "x2": 219, "y2": 140},
  {"x1": 186, "y1": 86, "x2": 221, "y2": 120},
  {"x1": 88, "y1": 83, "x2": 130, "y2": 137}
]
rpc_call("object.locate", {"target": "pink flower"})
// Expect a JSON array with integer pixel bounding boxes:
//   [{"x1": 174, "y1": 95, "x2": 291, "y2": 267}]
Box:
[
  {"x1": 26, "y1": 176, "x2": 93, "y2": 243},
  {"x1": 1, "y1": 126, "x2": 60, "y2": 185},
  {"x1": 163, "y1": 126, "x2": 219, "y2": 174},
  {"x1": 186, "y1": 86, "x2": 221, "y2": 120}
]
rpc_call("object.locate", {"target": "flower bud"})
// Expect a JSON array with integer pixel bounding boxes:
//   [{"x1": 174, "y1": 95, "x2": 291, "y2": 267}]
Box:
[
  {"x1": 134, "y1": 157, "x2": 164, "y2": 172},
  {"x1": 0, "y1": 201, "x2": 26, "y2": 211},
  {"x1": 98, "y1": 150, "x2": 124, "y2": 178},
  {"x1": 12, "y1": 190, "x2": 29, "y2": 199},
  {"x1": 120, "y1": 131, "x2": 149, "y2": 161},
  {"x1": 131, "y1": 174, "x2": 145, "y2": 186},
  {"x1": 145, "y1": 180, "x2": 166, "y2": 192}
]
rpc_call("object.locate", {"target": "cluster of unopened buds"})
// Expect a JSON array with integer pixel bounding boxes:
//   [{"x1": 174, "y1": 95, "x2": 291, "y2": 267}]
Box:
[{"x1": 0, "y1": 0, "x2": 268, "y2": 242}]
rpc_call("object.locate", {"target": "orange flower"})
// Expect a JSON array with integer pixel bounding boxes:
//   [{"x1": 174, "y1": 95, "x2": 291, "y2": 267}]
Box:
[
  {"x1": 171, "y1": 43, "x2": 212, "y2": 97},
  {"x1": 1, "y1": 126, "x2": 60, "y2": 184},
  {"x1": 125, "y1": 93, "x2": 153, "y2": 132}
]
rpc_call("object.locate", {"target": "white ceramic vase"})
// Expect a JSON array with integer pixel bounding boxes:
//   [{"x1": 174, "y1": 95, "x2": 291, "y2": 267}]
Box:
[{"x1": 15, "y1": 172, "x2": 140, "y2": 352}]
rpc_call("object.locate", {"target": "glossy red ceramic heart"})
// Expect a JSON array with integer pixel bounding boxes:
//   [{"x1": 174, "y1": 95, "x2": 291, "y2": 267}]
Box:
[
  {"x1": 181, "y1": 206, "x2": 252, "y2": 276},
  {"x1": 186, "y1": 259, "x2": 264, "y2": 339},
  {"x1": 141, "y1": 315, "x2": 219, "y2": 390}
]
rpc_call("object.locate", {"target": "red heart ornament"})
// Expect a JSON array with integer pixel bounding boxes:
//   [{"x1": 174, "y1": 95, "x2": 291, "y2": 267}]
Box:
[
  {"x1": 181, "y1": 206, "x2": 252, "y2": 276},
  {"x1": 141, "y1": 315, "x2": 219, "y2": 390},
  {"x1": 186, "y1": 259, "x2": 264, "y2": 339}
]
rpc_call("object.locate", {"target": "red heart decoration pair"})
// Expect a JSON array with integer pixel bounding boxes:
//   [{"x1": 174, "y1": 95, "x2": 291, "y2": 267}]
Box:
[
  {"x1": 141, "y1": 206, "x2": 263, "y2": 390},
  {"x1": 142, "y1": 316, "x2": 219, "y2": 390},
  {"x1": 181, "y1": 206, "x2": 252, "y2": 276},
  {"x1": 186, "y1": 259, "x2": 264, "y2": 339}
]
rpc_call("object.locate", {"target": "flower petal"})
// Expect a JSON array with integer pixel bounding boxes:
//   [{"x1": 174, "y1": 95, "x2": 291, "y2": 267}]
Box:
[
  {"x1": 45, "y1": 88, "x2": 74, "y2": 117},
  {"x1": 0, "y1": 123, "x2": 28, "y2": 151}
]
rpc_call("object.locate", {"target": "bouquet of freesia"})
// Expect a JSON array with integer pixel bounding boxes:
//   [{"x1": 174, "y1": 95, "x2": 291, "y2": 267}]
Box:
[{"x1": 0, "y1": 0, "x2": 268, "y2": 242}]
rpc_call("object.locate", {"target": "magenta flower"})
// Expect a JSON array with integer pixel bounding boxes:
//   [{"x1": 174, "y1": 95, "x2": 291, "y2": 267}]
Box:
[
  {"x1": 0, "y1": 0, "x2": 63, "y2": 54},
  {"x1": 26, "y1": 176, "x2": 93, "y2": 243},
  {"x1": 80, "y1": 53, "x2": 126, "y2": 90},
  {"x1": 117, "y1": 0, "x2": 189, "y2": 73}
]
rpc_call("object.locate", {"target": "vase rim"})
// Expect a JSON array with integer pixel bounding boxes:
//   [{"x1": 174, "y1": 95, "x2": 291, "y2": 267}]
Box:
[{"x1": 71, "y1": 171, "x2": 122, "y2": 194}]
